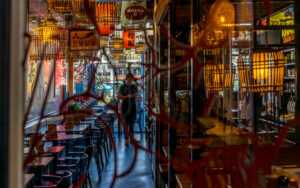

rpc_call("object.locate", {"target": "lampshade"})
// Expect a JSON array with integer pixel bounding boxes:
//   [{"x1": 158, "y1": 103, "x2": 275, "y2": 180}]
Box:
[
  {"x1": 123, "y1": 30, "x2": 135, "y2": 49},
  {"x1": 207, "y1": 0, "x2": 235, "y2": 31},
  {"x1": 193, "y1": 0, "x2": 235, "y2": 47},
  {"x1": 204, "y1": 64, "x2": 235, "y2": 92},
  {"x1": 29, "y1": 21, "x2": 67, "y2": 60},
  {"x1": 47, "y1": 0, "x2": 72, "y2": 13},
  {"x1": 238, "y1": 50, "x2": 285, "y2": 93},
  {"x1": 95, "y1": 2, "x2": 118, "y2": 35},
  {"x1": 73, "y1": 0, "x2": 119, "y2": 35}
]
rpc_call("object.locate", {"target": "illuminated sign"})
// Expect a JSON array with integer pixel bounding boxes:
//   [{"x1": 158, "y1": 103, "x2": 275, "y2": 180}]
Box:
[
  {"x1": 269, "y1": 7, "x2": 294, "y2": 26},
  {"x1": 70, "y1": 30, "x2": 99, "y2": 51},
  {"x1": 282, "y1": 29, "x2": 295, "y2": 44}
]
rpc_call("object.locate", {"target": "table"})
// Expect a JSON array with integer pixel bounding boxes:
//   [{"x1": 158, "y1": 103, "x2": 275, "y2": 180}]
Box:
[
  {"x1": 24, "y1": 174, "x2": 35, "y2": 187},
  {"x1": 57, "y1": 124, "x2": 89, "y2": 133},
  {"x1": 26, "y1": 156, "x2": 54, "y2": 169},
  {"x1": 85, "y1": 116, "x2": 97, "y2": 121},
  {"x1": 175, "y1": 174, "x2": 192, "y2": 188},
  {"x1": 26, "y1": 156, "x2": 54, "y2": 184},
  {"x1": 44, "y1": 146, "x2": 65, "y2": 155},
  {"x1": 80, "y1": 120, "x2": 95, "y2": 125},
  {"x1": 24, "y1": 146, "x2": 65, "y2": 155}
]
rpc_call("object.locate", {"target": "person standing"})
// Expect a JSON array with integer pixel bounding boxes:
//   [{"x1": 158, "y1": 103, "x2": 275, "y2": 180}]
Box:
[{"x1": 118, "y1": 73, "x2": 137, "y2": 145}]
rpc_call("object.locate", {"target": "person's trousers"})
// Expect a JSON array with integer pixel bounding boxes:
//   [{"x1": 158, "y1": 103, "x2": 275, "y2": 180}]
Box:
[{"x1": 123, "y1": 112, "x2": 136, "y2": 141}]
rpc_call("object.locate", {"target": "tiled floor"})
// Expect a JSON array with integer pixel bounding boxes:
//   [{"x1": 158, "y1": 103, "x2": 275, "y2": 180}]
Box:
[{"x1": 89, "y1": 133, "x2": 154, "y2": 188}]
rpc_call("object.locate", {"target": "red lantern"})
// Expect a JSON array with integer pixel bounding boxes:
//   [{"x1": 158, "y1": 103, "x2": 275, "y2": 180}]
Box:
[
  {"x1": 95, "y1": 2, "x2": 118, "y2": 36},
  {"x1": 123, "y1": 30, "x2": 135, "y2": 49}
]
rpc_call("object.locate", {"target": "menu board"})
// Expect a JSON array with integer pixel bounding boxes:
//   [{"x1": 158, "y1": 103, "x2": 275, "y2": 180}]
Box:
[{"x1": 269, "y1": 7, "x2": 294, "y2": 26}]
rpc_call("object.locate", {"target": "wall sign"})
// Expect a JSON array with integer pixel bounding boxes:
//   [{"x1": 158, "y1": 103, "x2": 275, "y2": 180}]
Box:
[
  {"x1": 69, "y1": 30, "x2": 100, "y2": 51},
  {"x1": 269, "y1": 7, "x2": 294, "y2": 26},
  {"x1": 282, "y1": 29, "x2": 295, "y2": 44},
  {"x1": 121, "y1": 1, "x2": 147, "y2": 23}
]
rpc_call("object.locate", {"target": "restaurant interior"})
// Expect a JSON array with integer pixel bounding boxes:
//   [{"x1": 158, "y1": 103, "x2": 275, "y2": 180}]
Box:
[{"x1": 2, "y1": 0, "x2": 300, "y2": 187}]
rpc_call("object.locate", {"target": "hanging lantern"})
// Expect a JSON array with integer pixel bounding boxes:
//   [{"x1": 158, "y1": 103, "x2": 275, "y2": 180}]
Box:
[
  {"x1": 207, "y1": 0, "x2": 235, "y2": 31},
  {"x1": 100, "y1": 36, "x2": 109, "y2": 48},
  {"x1": 29, "y1": 21, "x2": 67, "y2": 60},
  {"x1": 73, "y1": 0, "x2": 95, "y2": 26},
  {"x1": 109, "y1": 38, "x2": 124, "y2": 53},
  {"x1": 123, "y1": 30, "x2": 135, "y2": 49},
  {"x1": 204, "y1": 64, "x2": 235, "y2": 92},
  {"x1": 47, "y1": 0, "x2": 72, "y2": 13},
  {"x1": 95, "y1": 2, "x2": 118, "y2": 35},
  {"x1": 193, "y1": 0, "x2": 235, "y2": 47},
  {"x1": 73, "y1": 1, "x2": 118, "y2": 35},
  {"x1": 135, "y1": 42, "x2": 146, "y2": 54},
  {"x1": 238, "y1": 50, "x2": 285, "y2": 93}
]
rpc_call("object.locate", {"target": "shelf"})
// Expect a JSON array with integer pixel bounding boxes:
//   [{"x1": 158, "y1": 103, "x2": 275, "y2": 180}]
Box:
[
  {"x1": 283, "y1": 48, "x2": 295, "y2": 53},
  {"x1": 284, "y1": 63, "x2": 295, "y2": 66},
  {"x1": 284, "y1": 77, "x2": 295, "y2": 80},
  {"x1": 284, "y1": 91, "x2": 295, "y2": 94}
]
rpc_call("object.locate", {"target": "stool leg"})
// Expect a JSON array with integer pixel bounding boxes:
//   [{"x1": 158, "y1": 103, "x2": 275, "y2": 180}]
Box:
[
  {"x1": 99, "y1": 148, "x2": 105, "y2": 168},
  {"x1": 95, "y1": 154, "x2": 102, "y2": 181}
]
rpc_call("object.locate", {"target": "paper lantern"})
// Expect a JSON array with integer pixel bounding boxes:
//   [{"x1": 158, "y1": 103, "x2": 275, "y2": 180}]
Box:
[
  {"x1": 47, "y1": 0, "x2": 72, "y2": 13},
  {"x1": 123, "y1": 30, "x2": 135, "y2": 49},
  {"x1": 204, "y1": 64, "x2": 235, "y2": 92},
  {"x1": 95, "y1": 2, "x2": 118, "y2": 35},
  {"x1": 73, "y1": 1, "x2": 118, "y2": 35},
  {"x1": 252, "y1": 52, "x2": 270, "y2": 79},
  {"x1": 238, "y1": 50, "x2": 285, "y2": 93}
]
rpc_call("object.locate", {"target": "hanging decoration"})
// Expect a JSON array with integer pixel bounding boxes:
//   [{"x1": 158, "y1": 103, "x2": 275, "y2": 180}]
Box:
[
  {"x1": 73, "y1": 0, "x2": 118, "y2": 35},
  {"x1": 73, "y1": 0, "x2": 95, "y2": 26},
  {"x1": 193, "y1": 0, "x2": 235, "y2": 47},
  {"x1": 95, "y1": 2, "x2": 118, "y2": 35},
  {"x1": 47, "y1": 0, "x2": 72, "y2": 13},
  {"x1": 204, "y1": 64, "x2": 235, "y2": 92},
  {"x1": 29, "y1": 20, "x2": 67, "y2": 60},
  {"x1": 238, "y1": 50, "x2": 285, "y2": 93},
  {"x1": 109, "y1": 38, "x2": 124, "y2": 53},
  {"x1": 123, "y1": 30, "x2": 135, "y2": 49},
  {"x1": 206, "y1": 0, "x2": 235, "y2": 32}
]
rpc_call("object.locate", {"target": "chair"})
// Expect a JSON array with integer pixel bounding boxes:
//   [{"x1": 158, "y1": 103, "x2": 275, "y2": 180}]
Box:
[
  {"x1": 33, "y1": 170, "x2": 72, "y2": 188},
  {"x1": 68, "y1": 145, "x2": 94, "y2": 186},
  {"x1": 57, "y1": 157, "x2": 81, "y2": 184}
]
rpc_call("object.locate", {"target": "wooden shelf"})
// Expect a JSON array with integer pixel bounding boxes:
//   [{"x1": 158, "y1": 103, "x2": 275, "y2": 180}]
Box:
[
  {"x1": 285, "y1": 63, "x2": 295, "y2": 66},
  {"x1": 284, "y1": 77, "x2": 295, "y2": 80}
]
